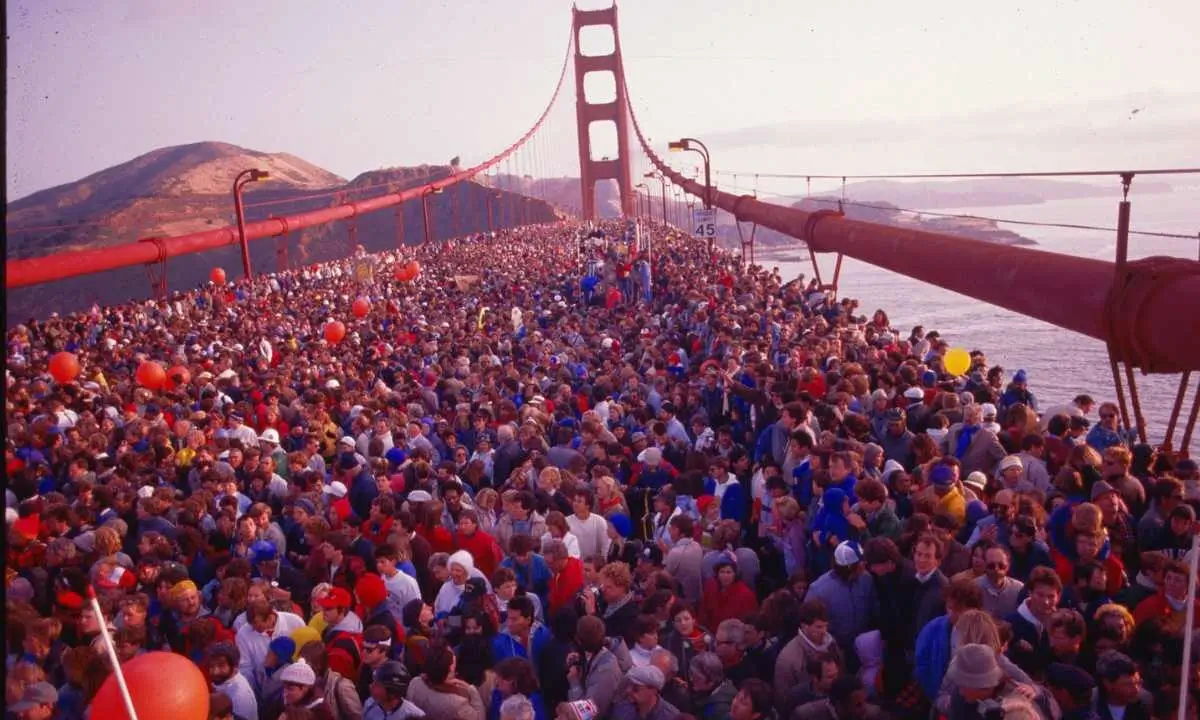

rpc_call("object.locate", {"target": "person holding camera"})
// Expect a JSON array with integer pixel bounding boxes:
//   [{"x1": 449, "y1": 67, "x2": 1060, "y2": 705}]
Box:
[{"x1": 565, "y1": 616, "x2": 623, "y2": 718}]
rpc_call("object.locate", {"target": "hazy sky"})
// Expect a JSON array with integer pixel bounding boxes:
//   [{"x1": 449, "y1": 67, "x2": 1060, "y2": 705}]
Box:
[{"x1": 7, "y1": 0, "x2": 1200, "y2": 201}]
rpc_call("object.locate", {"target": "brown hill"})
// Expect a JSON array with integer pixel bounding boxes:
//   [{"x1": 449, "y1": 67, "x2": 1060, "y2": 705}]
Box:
[{"x1": 5, "y1": 145, "x2": 560, "y2": 324}]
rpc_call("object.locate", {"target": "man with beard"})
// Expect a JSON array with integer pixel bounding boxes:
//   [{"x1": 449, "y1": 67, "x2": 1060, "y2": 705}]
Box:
[{"x1": 207, "y1": 641, "x2": 259, "y2": 720}]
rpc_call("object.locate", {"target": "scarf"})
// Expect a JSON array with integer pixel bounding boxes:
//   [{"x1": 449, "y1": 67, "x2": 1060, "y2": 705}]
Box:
[{"x1": 955, "y1": 424, "x2": 981, "y2": 459}]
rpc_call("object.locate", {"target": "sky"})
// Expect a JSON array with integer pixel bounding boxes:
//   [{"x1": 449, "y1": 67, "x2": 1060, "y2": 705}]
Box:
[{"x1": 7, "y1": 0, "x2": 1200, "y2": 202}]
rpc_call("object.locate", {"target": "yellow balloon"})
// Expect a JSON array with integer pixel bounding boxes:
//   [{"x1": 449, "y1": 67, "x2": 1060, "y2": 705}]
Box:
[{"x1": 944, "y1": 347, "x2": 972, "y2": 376}]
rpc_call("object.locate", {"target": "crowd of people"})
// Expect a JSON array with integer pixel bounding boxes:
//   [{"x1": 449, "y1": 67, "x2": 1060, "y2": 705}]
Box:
[{"x1": 5, "y1": 219, "x2": 1199, "y2": 720}]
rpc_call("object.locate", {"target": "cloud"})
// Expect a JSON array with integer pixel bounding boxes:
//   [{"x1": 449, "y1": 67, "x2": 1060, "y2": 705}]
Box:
[{"x1": 703, "y1": 90, "x2": 1200, "y2": 153}]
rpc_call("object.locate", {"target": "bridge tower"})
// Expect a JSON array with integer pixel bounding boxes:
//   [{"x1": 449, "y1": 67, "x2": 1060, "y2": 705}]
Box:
[{"x1": 572, "y1": 4, "x2": 635, "y2": 220}]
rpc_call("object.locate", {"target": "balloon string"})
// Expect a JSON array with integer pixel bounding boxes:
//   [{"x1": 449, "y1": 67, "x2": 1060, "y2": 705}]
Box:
[{"x1": 88, "y1": 585, "x2": 140, "y2": 720}]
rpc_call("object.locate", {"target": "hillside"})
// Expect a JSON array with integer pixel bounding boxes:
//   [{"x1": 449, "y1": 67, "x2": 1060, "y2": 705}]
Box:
[
  {"x1": 5, "y1": 144, "x2": 560, "y2": 324},
  {"x1": 6, "y1": 142, "x2": 348, "y2": 259}
]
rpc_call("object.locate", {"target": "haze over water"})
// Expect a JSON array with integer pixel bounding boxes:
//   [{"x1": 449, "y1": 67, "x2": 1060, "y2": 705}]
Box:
[{"x1": 763, "y1": 188, "x2": 1200, "y2": 443}]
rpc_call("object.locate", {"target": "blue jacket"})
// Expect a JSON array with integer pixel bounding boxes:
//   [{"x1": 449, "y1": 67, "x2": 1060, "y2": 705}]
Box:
[
  {"x1": 704, "y1": 477, "x2": 746, "y2": 523},
  {"x1": 491, "y1": 623, "x2": 552, "y2": 671},
  {"x1": 501, "y1": 556, "x2": 553, "y2": 608},
  {"x1": 914, "y1": 614, "x2": 952, "y2": 699}
]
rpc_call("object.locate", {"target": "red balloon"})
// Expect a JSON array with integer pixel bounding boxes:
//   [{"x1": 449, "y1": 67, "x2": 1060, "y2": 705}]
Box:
[
  {"x1": 405, "y1": 260, "x2": 420, "y2": 280},
  {"x1": 394, "y1": 264, "x2": 413, "y2": 282},
  {"x1": 209, "y1": 267, "x2": 226, "y2": 284},
  {"x1": 92, "y1": 651, "x2": 210, "y2": 720},
  {"x1": 136, "y1": 361, "x2": 167, "y2": 390},
  {"x1": 324, "y1": 321, "x2": 347, "y2": 344},
  {"x1": 166, "y1": 365, "x2": 191, "y2": 391},
  {"x1": 352, "y1": 298, "x2": 371, "y2": 318},
  {"x1": 48, "y1": 351, "x2": 80, "y2": 383}
]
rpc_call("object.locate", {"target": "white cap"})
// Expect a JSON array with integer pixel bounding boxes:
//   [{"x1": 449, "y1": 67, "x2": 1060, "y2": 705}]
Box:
[
  {"x1": 137, "y1": 485, "x2": 156, "y2": 499},
  {"x1": 998, "y1": 455, "x2": 1023, "y2": 473},
  {"x1": 278, "y1": 659, "x2": 316, "y2": 686},
  {"x1": 323, "y1": 481, "x2": 348, "y2": 499},
  {"x1": 338, "y1": 436, "x2": 356, "y2": 448},
  {"x1": 981, "y1": 402, "x2": 998, "y2": 419},
  {"x1": 217, "y1": 369, "x2": 237, "y2": 381},
  {"x1": 325, "y1": 379, "x2": 341, "y2": 390},
  {"x1": 904, "y1": 386, "x2": 924, "y2": 400},
  {"x1": 407, "y1": 490, "x2": 433, "y2": 503},
  {"x1": 834, "y1": 541, "x2": 863, "y2": 567},
  {"x1": 258, "y1": 428, "x2": 280, "y2": 445}
]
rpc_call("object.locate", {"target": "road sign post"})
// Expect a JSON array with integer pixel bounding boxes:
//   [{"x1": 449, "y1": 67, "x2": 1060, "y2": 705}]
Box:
[{"x1": 692, "y1": 208, "x2": 717, "y2": 241}]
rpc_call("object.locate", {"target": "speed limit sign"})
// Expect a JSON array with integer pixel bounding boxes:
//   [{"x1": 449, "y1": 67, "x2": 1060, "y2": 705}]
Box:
[{"x1": 692, "y1": 208, "x2": 717, "y2": 239}]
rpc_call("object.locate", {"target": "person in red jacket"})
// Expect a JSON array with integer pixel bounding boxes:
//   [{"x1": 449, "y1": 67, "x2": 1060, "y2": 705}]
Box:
[
  {"x1": 1133, "y1": 558, "x2": 1199, "y2": 632},
  {"x1": 453, "y1": 509, "x2": 504, "y2": 579},
  {"x1": 699, "y1": 555, "x2": 758, "y2": 631},
  {"x1": 545, "y1": 537, "x2": 583, "y2": 616}
]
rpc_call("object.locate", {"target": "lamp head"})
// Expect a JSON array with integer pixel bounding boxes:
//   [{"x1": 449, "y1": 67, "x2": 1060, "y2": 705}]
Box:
[
  {"x1": 668, "y1": 141, "x2": 687, "y2": 152},
  {"x1": 249, "y1": 169, "x2": 270, "y2": 182}
]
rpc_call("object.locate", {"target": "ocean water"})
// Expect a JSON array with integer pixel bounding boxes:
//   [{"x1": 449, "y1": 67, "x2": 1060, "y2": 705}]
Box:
[{"x1": 764, "y1": 188, "x2": 1200, "y2": 443}]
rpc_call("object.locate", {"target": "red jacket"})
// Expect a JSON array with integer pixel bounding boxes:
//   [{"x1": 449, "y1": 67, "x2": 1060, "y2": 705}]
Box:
[
  {"x1": 1133, "y1": 591, "x2": 1200, "y2": 629},
  {"x1": 454, "y1": 530, "x2": 504, "y2": 579},
  {"x1": 1051, "y1": 549, "x2": 1125, "y2": 597},
  {"x1": 699, "y1": 578, "x2": 759, "y2": 630},
  {"x1": 548, "y1": 557, "x2": 584, "y2": 616}
]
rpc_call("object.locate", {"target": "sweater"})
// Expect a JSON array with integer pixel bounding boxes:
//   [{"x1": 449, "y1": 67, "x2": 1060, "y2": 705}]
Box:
[
  {"x1": 566, "y1": 512, "x2": 611, "y2": 561},
  {"x1": 547, "y1": 557, "x2": 584, "y2": 616},
  {"x1": 698, "y1": 578, "x2": 758, "y2": 631},
  {"x1": 806, "y1": 570, "x2": 876, "y2": 656}
]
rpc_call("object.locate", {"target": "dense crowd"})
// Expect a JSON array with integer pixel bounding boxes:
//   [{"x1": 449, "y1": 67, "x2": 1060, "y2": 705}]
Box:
[{"x1": 5, "y1": 220, "x2": 1199, "y2": 720}]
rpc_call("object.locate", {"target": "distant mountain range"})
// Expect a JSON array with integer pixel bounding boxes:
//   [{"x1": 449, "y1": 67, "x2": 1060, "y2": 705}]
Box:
[{"x1": 782, "y1": 177, "x2": 1174, "y2": 210}]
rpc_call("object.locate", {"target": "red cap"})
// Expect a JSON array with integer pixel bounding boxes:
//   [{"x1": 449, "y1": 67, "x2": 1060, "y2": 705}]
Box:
[
  {"x1": 697, "y1": 496, "x2": 717, "y2": 514},
  {"x1": 56, "y1": 589, "x2": 84, "y2": 610},
  {"x1": 317, "y1": 587, "x2": 352, "y2": 610}
]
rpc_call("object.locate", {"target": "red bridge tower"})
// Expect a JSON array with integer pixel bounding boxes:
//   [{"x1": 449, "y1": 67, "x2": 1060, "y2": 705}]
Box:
[{"x1": 572, "y1": 4, "x2": 635, "y2": 220}]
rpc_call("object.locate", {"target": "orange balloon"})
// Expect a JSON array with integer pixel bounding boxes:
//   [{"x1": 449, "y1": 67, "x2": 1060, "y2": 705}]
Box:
[
  {"x1": 393, "y1": 264, "x2": 413, "y2": 282},
  {"x1": 48, "y1": 351, "x2": 80, "y2": 384},
  {"x1": 136, "y1": 361, "x2": 167, "y2": 390},
  {"x1": 324, "y1": 321, "x2": 347, "y2": 344},
  {"x1": 405, "y1": 260, "x2": 420, "y2": 279},
  {"x1": 92, "y1": 651, "x2": 210, "y2": 720},
  {"x1": 209, "y1": 267, "x2": 226, "y2": 284},
  {"x1": 166, "y1": 365, "x2": 191, "y2": 391},
  {"x1": 352, "y1": 298, "x2": 371, "y2": 318}
]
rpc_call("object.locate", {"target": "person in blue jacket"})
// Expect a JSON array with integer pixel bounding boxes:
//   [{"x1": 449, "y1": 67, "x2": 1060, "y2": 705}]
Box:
[
  {"x1": 913, "y1": 578, "x2": 985, "y2": 699},
  {"x1": 704, "y1": 458, "x2": 746, "y2": 524},
  {"x1": 488, "y1": 654, "x2": 548, "y2": 720},
  {"x1": 492, "y1": 596, "x2": 552, "y2": 671}
]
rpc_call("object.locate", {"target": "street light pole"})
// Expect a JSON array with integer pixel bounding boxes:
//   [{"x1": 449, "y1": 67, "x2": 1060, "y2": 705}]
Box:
[
  {"x1": 668, "y1": 138, "x2": 712, "y2": 210},
  {"x1": 421, "y1": 187, "x2": 443, "y2": 245},
  {"x1": 233, "y1": 168, "x2": 269, "y2": 279}
]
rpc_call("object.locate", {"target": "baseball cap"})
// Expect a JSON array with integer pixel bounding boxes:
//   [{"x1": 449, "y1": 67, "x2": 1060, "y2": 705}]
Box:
[
  {"x1": 323, "y1": 481, "x2": 348, "y2": 499},
  {"x1": 317, "y1": 587, "x2": 352, "y2": 610},
  {"x1": 834, "y1": 540, "x2": 863, "y2": 567},
  {"x1": 10, "y1": 682, "x2": 57, "y2": 712},
  {"x1": 1090, "y1": 480, "x2": 1119, "y2": 502}
]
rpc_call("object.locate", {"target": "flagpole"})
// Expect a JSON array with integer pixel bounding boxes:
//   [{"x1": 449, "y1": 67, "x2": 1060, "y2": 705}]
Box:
[
  {"x1": 88, "y1": 585, "x2": 140, "y2": 720},
  {"x1": 1179, "y1": 533, "x2": 1199, "y2": 720}
]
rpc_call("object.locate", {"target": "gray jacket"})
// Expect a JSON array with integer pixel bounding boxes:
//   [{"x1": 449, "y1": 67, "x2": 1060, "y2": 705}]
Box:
[{"x1": 568, "y1": 647, "x2": 623, "y2": 718}]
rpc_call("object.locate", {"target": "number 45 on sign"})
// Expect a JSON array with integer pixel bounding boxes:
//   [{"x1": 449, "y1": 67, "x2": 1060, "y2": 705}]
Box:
[{"x1": 692, "y1": 208, "x2": 717, "y2": 239}]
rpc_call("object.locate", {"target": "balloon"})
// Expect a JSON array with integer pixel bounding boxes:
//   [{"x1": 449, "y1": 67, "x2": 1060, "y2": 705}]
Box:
[
  {"x1": 209, "y1": 267, "x2": 226, "y2": 284},
  {"x1": 324, "y1": 321, "x2": 347, "y2": 344},
  {"x1": 402, "y1": 260, "x2": 420, "y2": 282},
  {"x1": 135, "y1": 361, "x2": 167, "y2": 390},
  {"x1": 393, "y1": 265, "x2": 411, "y2": 282},
  {"x1": 944, "y1": 347, "x2": 972, "y2": 376},
  {"x1": 91, "y1": 651, "x2": 210, "y2": 720},
  {"x1": 49, "y1": 352, "x2": 80, "y2": 383},
  {"x1": 352, "y1": 298, "x2": 371, "y2": 318},
  {"x1": 166, "y1": 365, "x2": 191, "y2": 391}
]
